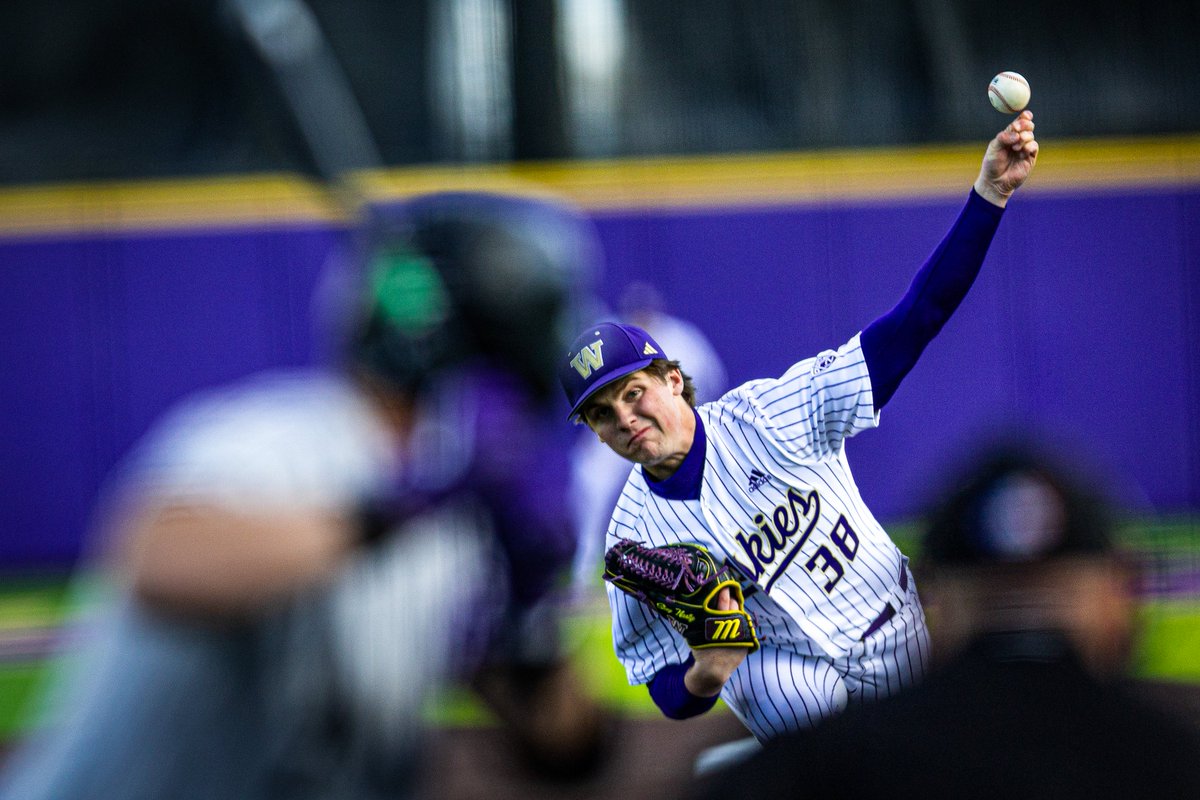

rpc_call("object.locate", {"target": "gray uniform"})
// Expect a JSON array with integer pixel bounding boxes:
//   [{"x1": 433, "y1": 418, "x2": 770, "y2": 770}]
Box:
[{"x1": 0, "y1": 370, "x2": 496, "y2": 800}]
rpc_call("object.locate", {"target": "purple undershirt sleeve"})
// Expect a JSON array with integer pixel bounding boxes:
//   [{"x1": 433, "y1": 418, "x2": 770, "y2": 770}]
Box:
[
  {"x1": 648, "y1": 656, "x2": 721, "y2": 719},
  {"x1": 860, "y1": 187, "x2": 1006, "y2": 411}
]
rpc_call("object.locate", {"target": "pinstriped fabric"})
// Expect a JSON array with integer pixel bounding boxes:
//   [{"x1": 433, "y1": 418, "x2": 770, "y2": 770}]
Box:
[
  {"x1": 832, "y1": 564, "x2": 930, "y2": 708},
  {"x1": 604, "y1": 334, "x2": 930, "y2": 738},
  {"x1": 721, "y1": 646, "x2": 848, "y2": 741},
  {"x1": 700, "y1": 572, "x2": 927, "y2": 742}
]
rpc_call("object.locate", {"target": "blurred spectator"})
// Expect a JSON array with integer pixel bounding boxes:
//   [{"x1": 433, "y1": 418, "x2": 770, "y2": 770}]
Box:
[
  {"x1": 0, "y1": 192, "x2": 610, "y2": 799},
  {"x1": 697, "y1": 440, "x2": 1200, "y2": 798},
  {"x1": 568, "y1": 282, "x2": 729, "y2": 599},
  {"x1": 616, "y1": 282, "x2": 728, "y2": 405}
]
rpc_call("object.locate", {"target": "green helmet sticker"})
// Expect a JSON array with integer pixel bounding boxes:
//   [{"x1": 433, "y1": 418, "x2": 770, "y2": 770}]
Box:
[{"x1": 368, "y1": 248, "x2": 449, "y2": 332}]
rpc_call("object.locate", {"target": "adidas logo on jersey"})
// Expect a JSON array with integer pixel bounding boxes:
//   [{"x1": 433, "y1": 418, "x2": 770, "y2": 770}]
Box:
[{"x1": 748, "y1": 469, "x2": 770, "y2": 493}]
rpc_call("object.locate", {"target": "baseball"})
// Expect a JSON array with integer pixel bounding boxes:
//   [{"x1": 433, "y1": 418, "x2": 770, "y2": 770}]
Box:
[{"x1": 988, "y1": 71, "x2": 1030, "y2": 114}]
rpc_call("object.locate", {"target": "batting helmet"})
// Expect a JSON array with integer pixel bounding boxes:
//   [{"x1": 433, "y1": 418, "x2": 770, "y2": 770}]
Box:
[{"x1": 342, "y1": 191, "x2": 599, "y2": 399}]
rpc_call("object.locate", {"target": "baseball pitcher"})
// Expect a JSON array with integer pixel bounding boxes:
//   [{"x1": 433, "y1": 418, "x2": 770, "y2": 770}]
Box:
[{"x1": 559, "y1": 112, "x2": 1038, "y2": 740}]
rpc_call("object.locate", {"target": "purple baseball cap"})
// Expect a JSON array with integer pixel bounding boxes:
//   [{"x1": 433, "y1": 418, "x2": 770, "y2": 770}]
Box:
[{"x1": 559, "y1": 322, "x2": 668, "y2": 419}]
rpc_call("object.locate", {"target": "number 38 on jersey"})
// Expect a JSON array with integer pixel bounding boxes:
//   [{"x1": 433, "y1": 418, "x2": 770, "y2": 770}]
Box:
[{"x1": 727, "y1": 486, "x2": 861, "y2": 595}]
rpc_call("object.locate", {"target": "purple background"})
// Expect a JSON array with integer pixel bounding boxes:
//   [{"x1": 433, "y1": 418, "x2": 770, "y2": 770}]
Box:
[
  {"x1": 0, "y1": 225, "x2": 340, "y2": 565},
  {"x1": 594, "y1": 188, "x2": 1200, "y2": 525},
  {"x1": 2, "y1": 187, "x2": 1197, "y2": 567}
]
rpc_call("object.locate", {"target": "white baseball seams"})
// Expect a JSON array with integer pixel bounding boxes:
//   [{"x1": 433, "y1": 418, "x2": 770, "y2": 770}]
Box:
[{"x1": 605, "y1": 335, "x2": 929, "y2": 740}]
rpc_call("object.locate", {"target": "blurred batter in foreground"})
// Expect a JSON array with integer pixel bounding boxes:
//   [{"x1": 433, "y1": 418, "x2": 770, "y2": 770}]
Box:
[{"x1": 0, "y1": 193, "x2": 609, "y2": 799}]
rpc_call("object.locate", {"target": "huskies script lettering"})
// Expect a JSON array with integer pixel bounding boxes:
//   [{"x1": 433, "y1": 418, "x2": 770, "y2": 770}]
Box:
[
  {"x1": 731, "y1": 487, "x2": 820, "y2": 590},
  {"x1": 729, "y1": 488, "x2": 864, "y2": 595}
]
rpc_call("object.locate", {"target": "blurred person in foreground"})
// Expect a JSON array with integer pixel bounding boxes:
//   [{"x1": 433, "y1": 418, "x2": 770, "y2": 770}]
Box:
[
  {"x1": 0, "y1": 192, "x2": 611, "y2": 799},
  {"x1": 568, "y1": 281, "x2": 729, "y2": 601},
  {"x1": 698, "y1": 440, "x2": 1200, "y2": 798}
]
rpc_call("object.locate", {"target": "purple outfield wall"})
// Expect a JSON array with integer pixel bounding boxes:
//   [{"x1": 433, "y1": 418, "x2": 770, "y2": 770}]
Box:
[
  {"x1": 0, "y1": 176, "x2": 1198, "y2": 567},
  {"x1": 591, "y1": 187, "x2": 1200, "y2": 530}
]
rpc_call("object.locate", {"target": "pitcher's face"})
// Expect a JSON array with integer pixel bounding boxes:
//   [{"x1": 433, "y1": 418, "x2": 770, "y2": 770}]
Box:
[{"x1": 582, "y1": 368, "x2": 693, "y2": 479}]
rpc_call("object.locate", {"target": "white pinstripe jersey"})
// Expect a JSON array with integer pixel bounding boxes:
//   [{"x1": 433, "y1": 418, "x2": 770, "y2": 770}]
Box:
[{"x1": 606, "y1": 333, "x2": 909, "y2": 684}]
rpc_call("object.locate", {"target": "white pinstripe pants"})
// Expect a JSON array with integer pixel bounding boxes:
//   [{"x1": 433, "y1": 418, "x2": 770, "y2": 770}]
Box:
[{"x1": 720, "y1": 565, "x2": 930, "y2": 741}]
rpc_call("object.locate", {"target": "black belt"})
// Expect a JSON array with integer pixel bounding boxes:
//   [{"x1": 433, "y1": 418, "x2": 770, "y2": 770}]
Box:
[{"x1": 860, "y1": 560, "x2": 908, "y2": 641}]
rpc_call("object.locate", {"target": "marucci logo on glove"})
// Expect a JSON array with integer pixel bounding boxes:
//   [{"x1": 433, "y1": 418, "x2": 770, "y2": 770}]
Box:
[{"x1": 708, "y1": 617, "x2": 744, "y2": 641}]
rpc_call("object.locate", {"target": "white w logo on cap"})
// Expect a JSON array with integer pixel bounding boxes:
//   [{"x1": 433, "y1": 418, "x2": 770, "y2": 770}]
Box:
[{"x1": 570, "y1": 339, "x2": 605, "y2": 378}]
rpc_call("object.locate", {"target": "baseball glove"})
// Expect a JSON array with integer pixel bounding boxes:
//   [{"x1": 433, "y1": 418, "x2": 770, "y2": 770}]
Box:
[{"x1": 604, "y1": 539, "x2": 759, "y2": 651}]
